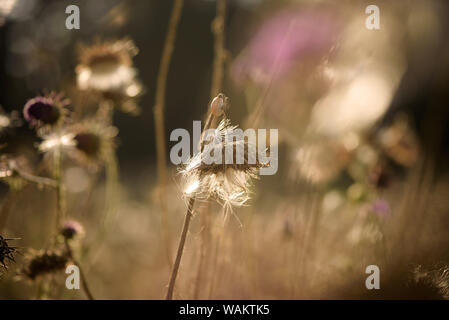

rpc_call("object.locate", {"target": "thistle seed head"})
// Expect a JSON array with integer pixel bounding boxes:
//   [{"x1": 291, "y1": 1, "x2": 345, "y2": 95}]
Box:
[
  {"x1": 68, "y1": 119, "x2": 118, "y2": 165},
  {"x1": 181, "y1": 119, "x2": 265, "y2": 208},
  {"x1": 76, "y1": 39, "x2": 142, "y2": 114}
]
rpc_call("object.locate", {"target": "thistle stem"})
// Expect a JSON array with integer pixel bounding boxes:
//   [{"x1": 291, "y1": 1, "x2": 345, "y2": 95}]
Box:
[
  {"x1": 193, "y1": 204, "x2": 211, "y2": 299},
  {"x1": 207, "y1": 209, "x2": 229, "y2": 298},
  {"x1": 165, "y1": 197, "x2": 195, "y2": 300},
  {"x1": 99, "y1": 153, "x2": 119, "y2": 242},
  {"x1": 64, "y1": 239, "x2": 95, "y2": 300},
  {"x1": 210, "y1": 0, "x2": 227, "y2": 100},
  {"x1": 12, "y1": 165, "x2": 57, "y2": 188},
  {"x1": 54, "y1": 147, "x2": 65, "y2": 232},
  {"x1": 154, "y1": 0, "x2": 184, "y2": 268},
  {"x1": 164, "y1": 0, "x2": 226, "y2": 294},
  {"x1": 192, "y1": 1, "x2": 228, "y2": 298}
]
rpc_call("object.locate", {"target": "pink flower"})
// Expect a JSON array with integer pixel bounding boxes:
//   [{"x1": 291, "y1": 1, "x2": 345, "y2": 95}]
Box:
[{"x1": 232, "y1": 7, "x2": 340, "y2": 85}]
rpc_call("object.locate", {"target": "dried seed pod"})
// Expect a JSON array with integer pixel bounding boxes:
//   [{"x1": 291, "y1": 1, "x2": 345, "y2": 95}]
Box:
[
  {"x1": 181, "y1": 119, "x2": 265, "y2": 208},
  {"x1": 210, "y1": 93, "x2": 229, "y2": 117},
  {"x1": 76, "y1": 39, "x2": 142, "y2": 114}
]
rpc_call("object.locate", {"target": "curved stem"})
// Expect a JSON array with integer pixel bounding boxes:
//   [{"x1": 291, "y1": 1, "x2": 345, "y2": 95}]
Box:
[
  {"x1": 13, "y1": 167, "x2": 57, "y2": 188},
  {"x1": 64, "y1": 239, "x2": 95, "y2": 300},
  {"x1": 153, "y1": 0, "x2": 185, "y2": 268},
  {"x1": 210, "y1": 0, "x2": 227, "y2": 100}
]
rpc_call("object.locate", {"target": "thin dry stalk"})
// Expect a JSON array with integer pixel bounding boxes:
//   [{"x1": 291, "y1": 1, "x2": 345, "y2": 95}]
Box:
[
  {"x1": 64, "y1": 239, "x2": 95, "y2": 300},
  {"x1": 153, "y1": 0, "x2": 185, "y2": 268},
  {"x1": 210, "y1": 0, "x2": 227, "y2": 100},
  {"x1": 194, "y1": 1, "x2": 228, "y2": 297},
  {"x1": 166, "y1": 197, "x2": 195, "y2": 300},
  {"x1": 53, "y1": 147, "x2": 66, "y2": 233},
  {"x1": 207, "y1": 209, "x2": 229, "y2": 299},
  {"x1": 166, "y1": 104, "x2": 219, "y2": 300},
  {"x1": 193, "y1": 204, "x2": 212, "y2": 299}
]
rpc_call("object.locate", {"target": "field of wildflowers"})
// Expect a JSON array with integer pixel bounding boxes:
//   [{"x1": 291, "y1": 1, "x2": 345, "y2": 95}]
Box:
[{"x1": 1, "y1": 0, "x2": 449, "y2": 300}]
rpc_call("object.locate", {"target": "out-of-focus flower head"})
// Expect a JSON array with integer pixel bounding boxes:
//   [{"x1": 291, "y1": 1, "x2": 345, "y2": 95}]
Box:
[
  {"x1": 234, "y1": 3, "x2": 406, "y2": 147},
  {"x1": 76, "y1": 39, "x2": 142, "y2": 114},
  {"x1": 60, "y1": 220, "x2": 85, "y2": 240},
  {"x1": 68, "y1": 119, "x2": 118, "y2": 166},
  {"x1": 0, "y1": 0, "x2": 17, "y2": 26},
  {"x1": 181, "y1": 119, "x2": 265, "y2": 209},
  {"x1": 23, "y1": 93, "x2": 69, "y2": 132},
  {"x1": 19, "y1": 249, "x2": 69, "y2": 281},
  {"x1": 232, "y1": 7, "x2": 340, "y2": 85},
  {"x1": 0, "y1": 0, "x2": 36, "y2": 26},
  {"x1": 309, "y1": 69, "x2": 400, "y2": 137},
  {"x1": 370, "y1": 199, "x2": 391, "y2": 219},
  {"x1": 290, "y1": 138, "x2": 351, "y2": 186},
  {"x1": 307, "y1": 4, "x2": 406, "y2": 138}
]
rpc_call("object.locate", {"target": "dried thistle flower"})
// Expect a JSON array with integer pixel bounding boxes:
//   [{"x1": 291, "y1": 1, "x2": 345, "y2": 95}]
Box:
[
  {"x1": 76, "y1": 39, "x2": 142, "y2": 114},
  {"x1": 0, "y1": 235, "x2": 18, "y2": 272},
  {"x1": 60, "y1": 220, "x2": 85, "y2": 240},
  {"x1": 23, "y1": 93, "x2": 69, "y2": 132},
  {"x1": 68, "y1": 120, "x2": 118, "y2": 166},
  {"x1": 20, "y1": 249, "x2": 69, "y2": 281},
  {"x1": 181, "y1": 119, "x2": 264, "y2": 208}
]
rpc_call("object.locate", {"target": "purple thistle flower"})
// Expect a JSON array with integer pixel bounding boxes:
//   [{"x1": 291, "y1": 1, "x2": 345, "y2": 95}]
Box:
[
  {"x1": 232, "y1": 7, "x2": 340, "y2": 85},
  {"x1": 23, "y1": 94, "x2": 69, "y2": 129},
  {"x1": 60, "y1": 220, "x2": 85, "y2": 240},
  {"x1": 371, "y1": 199, "x2": 391, "y2": 219}
]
